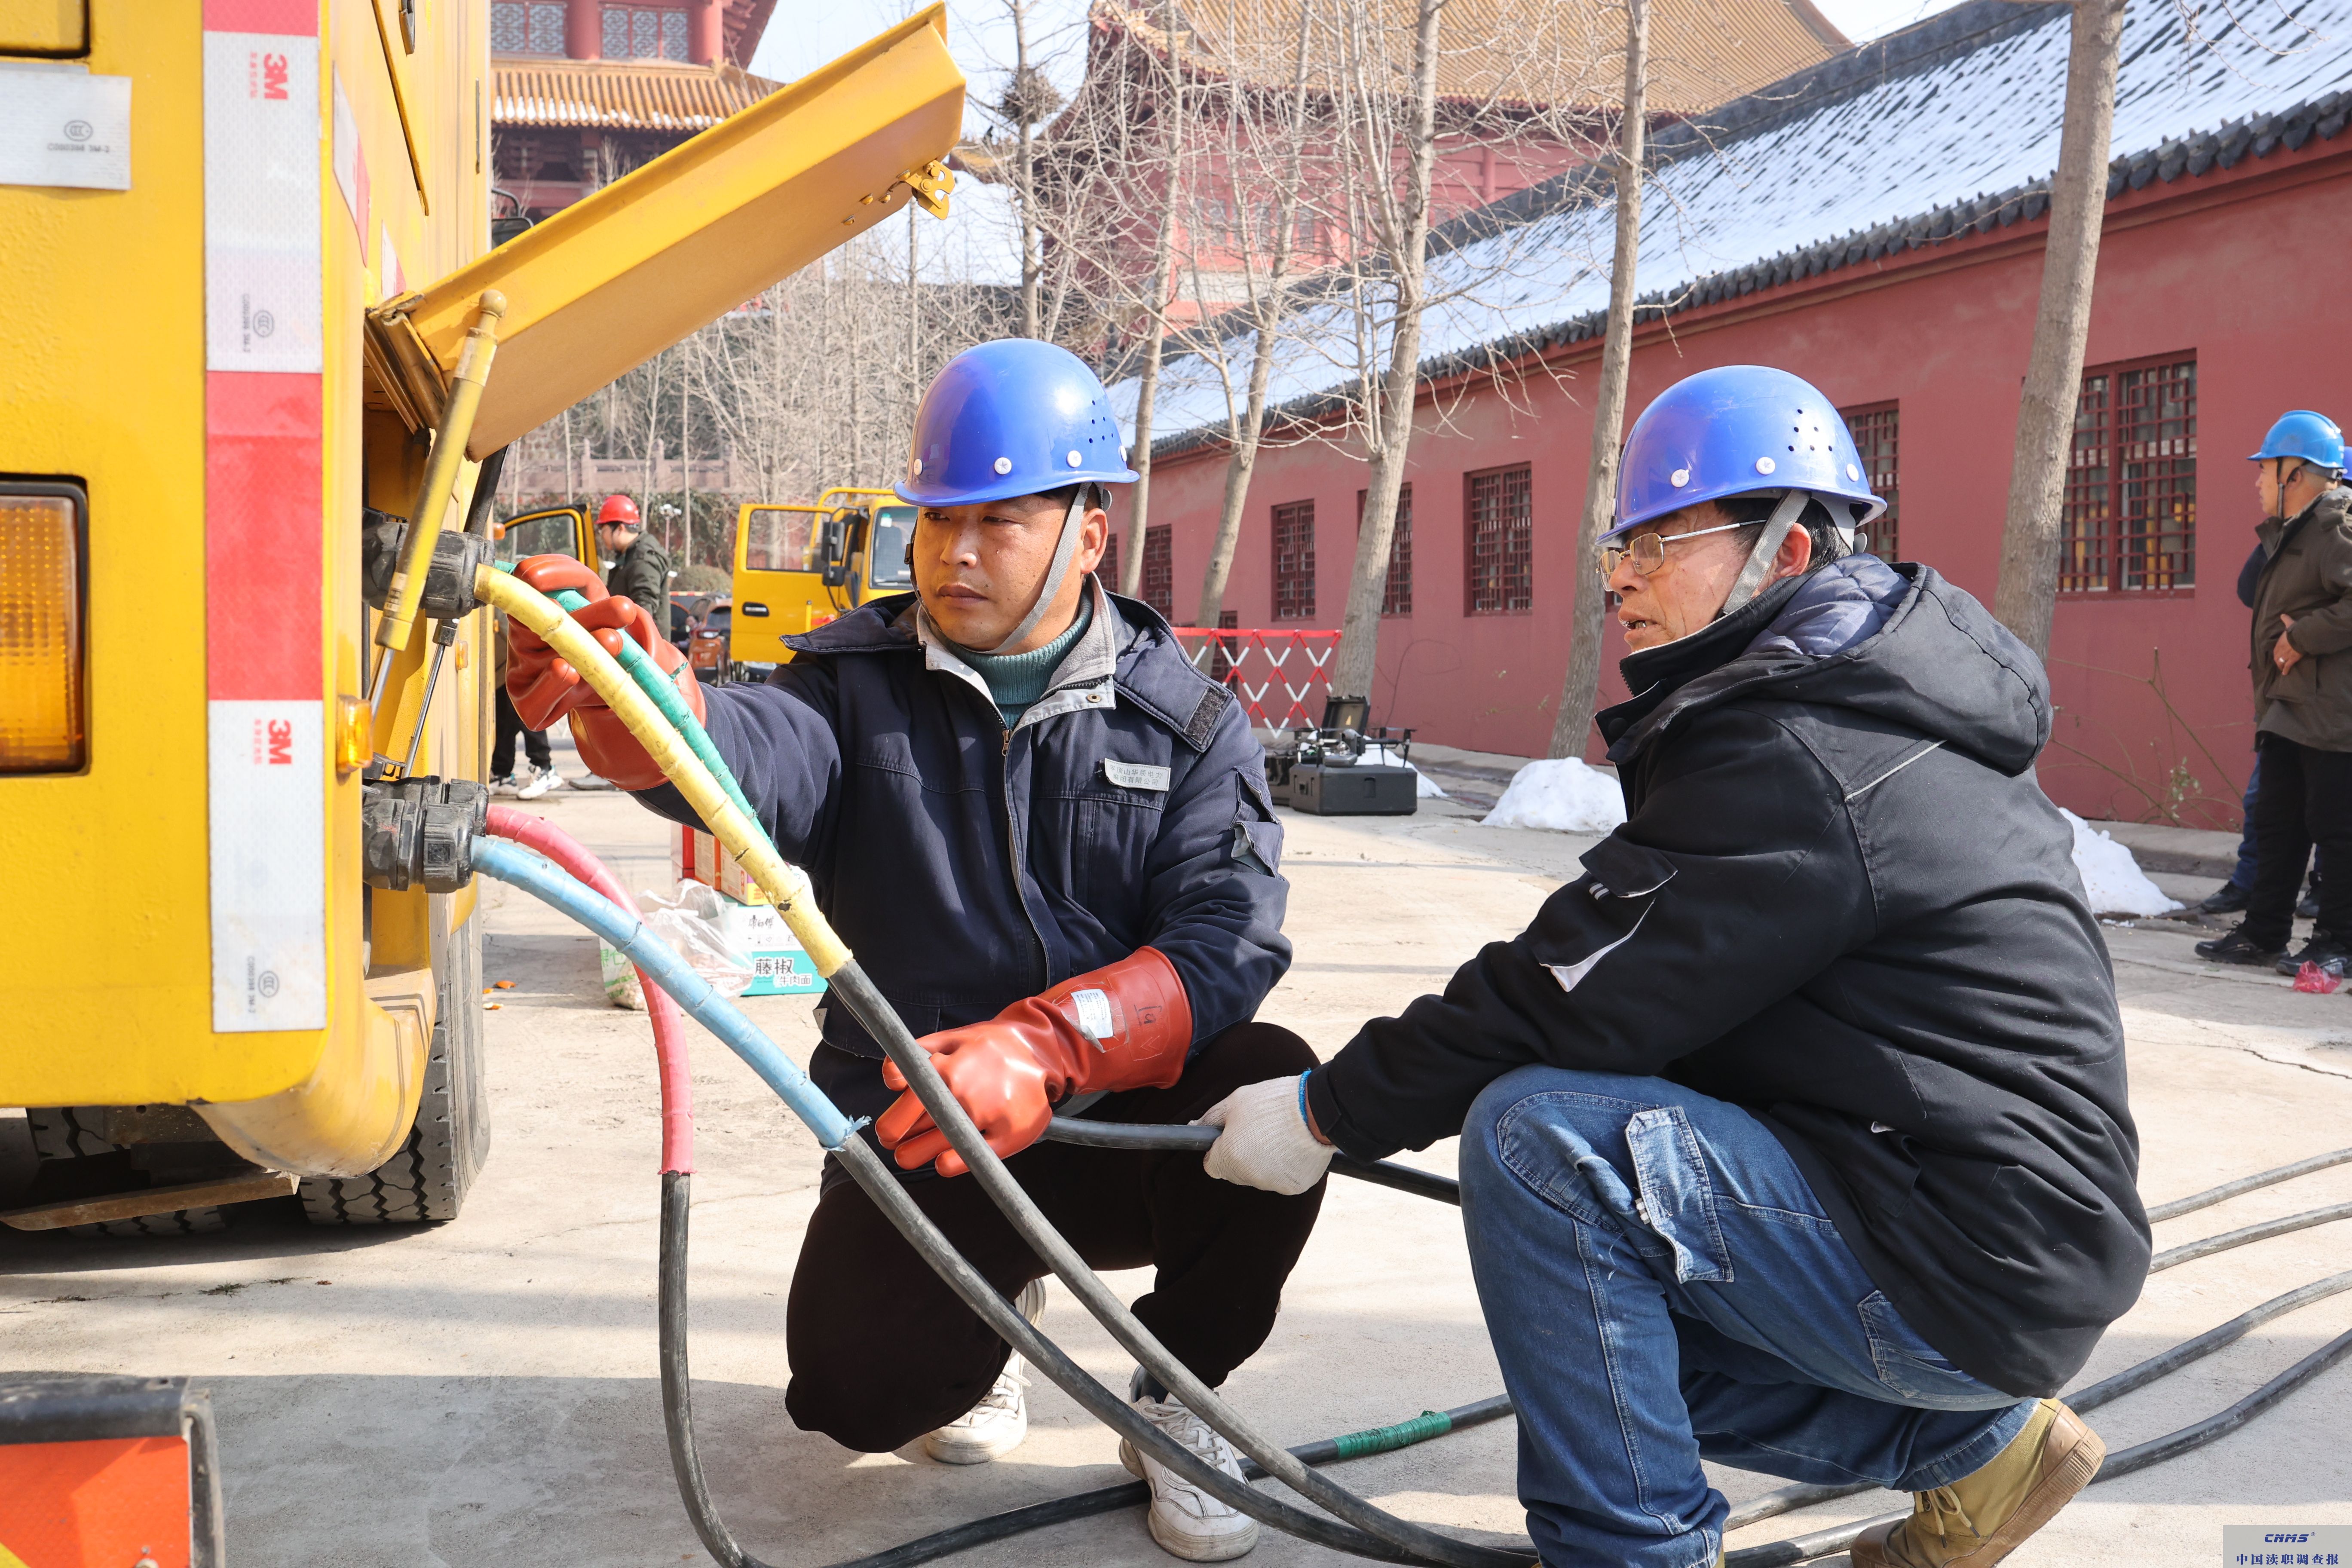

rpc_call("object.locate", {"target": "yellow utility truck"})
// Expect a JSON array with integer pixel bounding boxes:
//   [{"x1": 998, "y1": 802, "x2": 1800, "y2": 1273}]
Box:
[
  {"x1": 0, "y1": 3, "x2": 962, "y2": 1234},
  {"x1": 729, "y1": 487, "x2": 918, "y2": 669}
]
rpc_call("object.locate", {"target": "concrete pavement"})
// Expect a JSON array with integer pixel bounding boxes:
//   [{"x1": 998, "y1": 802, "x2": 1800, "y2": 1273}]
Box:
[{"x1": 3, "y1": 778, "x2": 2349, "y2": 1567}]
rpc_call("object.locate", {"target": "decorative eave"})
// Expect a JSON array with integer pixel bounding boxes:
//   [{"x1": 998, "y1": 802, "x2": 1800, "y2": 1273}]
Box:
[{"x1": 491, "y1": 55, "x2": 783, "y2": 132}]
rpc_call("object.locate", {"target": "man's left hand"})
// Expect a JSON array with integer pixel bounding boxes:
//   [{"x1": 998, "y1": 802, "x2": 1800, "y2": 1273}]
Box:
[{"x1": 2277, "y1": 612, "x2": 2304, "y2": 674}]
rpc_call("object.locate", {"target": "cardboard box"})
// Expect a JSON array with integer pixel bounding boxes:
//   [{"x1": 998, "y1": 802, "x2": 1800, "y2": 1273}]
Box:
[
  {"x1": 674, "y1": 824, "x2": 769, "y2": 906},
  {"x1": 710, "y1": 895, "x2": 826, "y2": 997}
]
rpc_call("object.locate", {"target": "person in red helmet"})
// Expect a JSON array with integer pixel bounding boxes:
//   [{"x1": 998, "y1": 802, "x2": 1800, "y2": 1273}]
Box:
[{"x1": 594, "y1": 493, "x2": 670, "y2": 628}]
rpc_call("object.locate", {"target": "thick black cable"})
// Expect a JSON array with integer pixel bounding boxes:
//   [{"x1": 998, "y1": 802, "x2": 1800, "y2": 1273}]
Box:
[
  {"x1": 839, "y1": 1398, "x2": 1519, "y2": 1568},
  {"x1": 1721, "y1": 1267, "x2": 2352, "y2": 1531},
  {"x1": 827, "y1": 962, "x2": 1536, "y2": 1568},
  {"x1": 2146, "y1": 1146, "x2": 2352, "y2": 1222},
  {"x1": 1040, "y1": 1117, "x2": 1463, "y2": 1205},
  {"x1": 1724, "y1": 1323, "x2": 2352, "y2": 1568},
  {"x1": 2149, "y1": 1198, "x2": 2352, "y2": 1272}
]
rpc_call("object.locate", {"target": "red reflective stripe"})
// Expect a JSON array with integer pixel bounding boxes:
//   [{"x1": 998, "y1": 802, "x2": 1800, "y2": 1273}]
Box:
[
  {"x1": 205, "y1": 371, "x2": 322, "y2": 701},
  {"x1": 204, "y1": 0, "x2": 316, "y2": 32}
]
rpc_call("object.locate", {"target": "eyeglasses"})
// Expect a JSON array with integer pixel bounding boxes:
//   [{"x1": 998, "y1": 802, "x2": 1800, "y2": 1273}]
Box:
[{"x1": 1596, "y1": 519, "x2": 1754, "y2": 578}]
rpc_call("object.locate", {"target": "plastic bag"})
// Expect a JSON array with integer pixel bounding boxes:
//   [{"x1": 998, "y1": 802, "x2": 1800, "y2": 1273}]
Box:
[
  {"x1": 599, "y1": 881, "x2": 755, "y2": 1010},
  {"x1": 2292, "y1": 960, "x2": 2342, "y2": 995}
]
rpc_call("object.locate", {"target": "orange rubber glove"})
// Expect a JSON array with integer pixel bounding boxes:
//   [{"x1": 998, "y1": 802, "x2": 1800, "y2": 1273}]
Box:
[
  {"x1": 504, "y1": 554, "x2": 706, "y2": 790},
  {"x1": 876, "y1": 948, "x2": 1194, "y2": 1177}
]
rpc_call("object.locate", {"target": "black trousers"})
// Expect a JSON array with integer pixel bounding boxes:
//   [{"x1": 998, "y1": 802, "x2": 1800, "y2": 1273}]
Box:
[
  {"x1": 2243, "y1": 732, "x2": 2352, "y2": 947},
  {"x1": 491, "y1": 687, "x2": 551, "y2": 778},
  {"x1": 784, "y1": 1021, "x2": 1326, "y2": 1453}
]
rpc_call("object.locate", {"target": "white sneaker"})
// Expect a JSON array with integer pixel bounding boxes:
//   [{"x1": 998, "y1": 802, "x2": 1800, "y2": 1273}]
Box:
[
  {"x1": 1118, "y1": 1391, "x2": 1260, "y2": 1561},
  {"x1": 490, "y1": 773, "x2": 522, "y2": 798},
  {"x1": 516, "y1": 765, "x2": 558, "y2": 800},
  {"x1": 924, "y1": 1278, "x2": 1048, "y2": 1465}
]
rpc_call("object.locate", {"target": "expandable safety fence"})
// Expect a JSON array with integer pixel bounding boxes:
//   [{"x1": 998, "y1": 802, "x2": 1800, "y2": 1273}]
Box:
[{"x1": 1170, "y1": 628, "x2": 1341, "y2": 731}]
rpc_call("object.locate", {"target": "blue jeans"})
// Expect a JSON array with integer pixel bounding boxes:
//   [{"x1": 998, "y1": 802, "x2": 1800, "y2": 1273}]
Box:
[{"x1": 1458, "y1": 1067, "x2": 2035, "y2": 1568}]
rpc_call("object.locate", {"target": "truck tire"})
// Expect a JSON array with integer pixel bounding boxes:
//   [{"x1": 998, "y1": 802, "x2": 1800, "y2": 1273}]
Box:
[
  {"x1": 24, "y1": 1108, "x2": 230, "y2": 1238},
  {"x1": 300, "y1": 906, "x2": 491, "y2": 1225}
]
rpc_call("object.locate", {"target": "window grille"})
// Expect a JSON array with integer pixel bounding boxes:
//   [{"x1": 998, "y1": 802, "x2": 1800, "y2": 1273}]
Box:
[
  {"x1": 1842, "y1": 403, "x2": 1899, "y2": 563},
  {"x1": 1143, "y1": 525, "x2": 1173, "y2": 617},
  {"x1": 1357, "y1": 485, "x2": 1412, "y2": 615},
  {"x1": 1465, "y1": 465, "x2": 1532, "y2": 614},
  {"x1": 492, "y1": 1, "x2": 565, "y2": 52},
  {"x1": 603, "y1": 6, "x2": 687, "y2": 59},
  {"x1": 2061, "y1": 356, "x2": 2196, "y2": 593},
  {"x1": 1273, "y1": 501, "x2": 1316, "y2": 619}
]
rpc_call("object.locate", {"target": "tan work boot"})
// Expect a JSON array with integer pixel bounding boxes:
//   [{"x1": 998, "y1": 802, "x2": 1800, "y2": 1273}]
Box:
[{"x1": 1852, "y1": 1400, "x2": 2103, "y2": 1568}]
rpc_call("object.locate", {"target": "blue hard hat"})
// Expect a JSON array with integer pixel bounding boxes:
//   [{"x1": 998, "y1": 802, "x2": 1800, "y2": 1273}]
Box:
[
  {"x1": 1606, "y1": 365, "x2": 1887, "y2": 541},
  {"x1": 897, "y1": 338, "x2": 1139, "y2": 508},
  {"x1": 2248, "y1": 410, "x2": 2345, "y2": 470}
]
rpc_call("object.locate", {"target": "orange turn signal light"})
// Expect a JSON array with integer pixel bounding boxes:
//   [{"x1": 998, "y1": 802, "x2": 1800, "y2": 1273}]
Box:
[{"x1": 0, "y1": 482, "x2": 87, "y2": 774}]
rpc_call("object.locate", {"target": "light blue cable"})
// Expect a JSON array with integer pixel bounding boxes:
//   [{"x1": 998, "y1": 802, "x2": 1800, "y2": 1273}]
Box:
[{"x1": 473, "y1": 837, "x2": 854, "y2": 1150}]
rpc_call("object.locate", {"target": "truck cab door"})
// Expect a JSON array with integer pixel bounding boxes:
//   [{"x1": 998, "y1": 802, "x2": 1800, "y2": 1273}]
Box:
[
  {"x1": 859, "y1": 504, "x2": 917, "y2": 606},
  {"x1": 494, "y1": 506, "x2": 594, "y2": 566},
  {"x1": 732, "y1": 502, "x2": 835, "y2": 664}
]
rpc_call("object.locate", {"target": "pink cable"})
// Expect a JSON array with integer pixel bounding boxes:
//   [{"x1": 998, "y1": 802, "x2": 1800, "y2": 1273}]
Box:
[{"x1": 487, "y1": 804, "x2": 695, "y2": 1173}]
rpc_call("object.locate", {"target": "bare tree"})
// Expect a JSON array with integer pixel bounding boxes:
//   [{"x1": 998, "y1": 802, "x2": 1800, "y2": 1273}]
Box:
[
  {"x1": 1191, "y1": 0, "x2": 1320, "y2": 625},
  {"x1": 1329, "y1": 0, "x2": 1448, "y2": 704},
  {"x1": 1548, "y1": 0, "x2": 1650, "y2": 760},
  {"x1": 1993, "y1": 0, "x2": 2130, "y2": 658},
  {"x1": 1121, "y1": 0, "x2": 1189, "y2": 599}
]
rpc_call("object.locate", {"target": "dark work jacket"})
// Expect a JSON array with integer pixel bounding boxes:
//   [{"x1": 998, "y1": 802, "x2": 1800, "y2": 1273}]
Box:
[
  {"x1": 2249, "y1": 487, "x2": 2352, "y2": 751},
  {"x1": 607, "y1": 534, "x2": 672, "y2": 627},
  {"x1": 1306, "y1": 559, "x2": 2148, "y2": 1396},
  {"x1": 635, "y1": 581, "x2": 1290, "y2": 1130}
]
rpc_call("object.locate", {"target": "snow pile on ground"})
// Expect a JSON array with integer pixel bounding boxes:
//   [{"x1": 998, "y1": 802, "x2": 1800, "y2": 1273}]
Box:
[
  {"x1": 1482, "y1": 759, "x2": 1627, "y2": 833},
  {"x1": 2063, "y1": 810, "x2": 2182, "y2": 917}
]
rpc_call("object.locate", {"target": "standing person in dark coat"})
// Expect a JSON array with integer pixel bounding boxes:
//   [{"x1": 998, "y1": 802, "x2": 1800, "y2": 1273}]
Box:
[
  {"x1": 2197, "y1": 532, "x2": 2329, "y2": 917},
  {"x1": 2197, "y1": 411, "x2": 2352, "y2": 975},
  {"x1": 1197, "y1": 368, "x2": 2148, "y2": 1568},
  {"x1": 508, "y1": 341, "x2": 1303, "y2": 1564},
  {"x1": 595, "y1": 492, "x2": 671, "y2": 627}
]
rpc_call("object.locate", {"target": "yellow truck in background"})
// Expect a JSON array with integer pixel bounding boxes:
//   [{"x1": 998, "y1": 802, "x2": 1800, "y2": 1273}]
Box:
[
  {"x1": 0, "y1": 4, "x2": 962, "y2": 1234},
  {"x1": 729, "y1": 487, "x2": 919, "y2": 669}
]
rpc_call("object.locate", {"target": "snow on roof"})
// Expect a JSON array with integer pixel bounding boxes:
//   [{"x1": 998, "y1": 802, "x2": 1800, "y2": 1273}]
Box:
[{"x1": 1125, "y1": 0, "x2": 2352, "y2": 453}]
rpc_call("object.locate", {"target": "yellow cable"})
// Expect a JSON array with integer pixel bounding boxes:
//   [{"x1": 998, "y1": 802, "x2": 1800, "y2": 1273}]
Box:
[{"x1": 473, "y1": 566, "x2": 851, "y2": 977}]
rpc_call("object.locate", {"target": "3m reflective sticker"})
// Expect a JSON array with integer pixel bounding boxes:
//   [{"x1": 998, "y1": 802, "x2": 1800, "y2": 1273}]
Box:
[
  {"x1": 0, "y1": 65, "x2": 132, "y2": 191},
  {"x1": 203, "y1": 31, "x2": 321, "y2": 374},
  {"x1": 209, "y1": 701, "x2": 326, "y2": 1030}
]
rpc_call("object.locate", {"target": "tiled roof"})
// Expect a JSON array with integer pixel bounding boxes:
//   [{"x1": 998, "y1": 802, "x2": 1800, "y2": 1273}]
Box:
[
  {"x1": 1107, "y1": 0, "x2": 1847, "y2": 118},
  {"x1": 490, "y1": 56, "x2": 782, "y2": 131},
  {"x1": 1131, "y1": 0, "x2": 2352, "y2": 455}
]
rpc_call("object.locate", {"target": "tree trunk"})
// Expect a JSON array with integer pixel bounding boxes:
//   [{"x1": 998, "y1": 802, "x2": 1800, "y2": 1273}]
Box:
[
  {"x1": 1121, "y1": 0, "x2": 1185, "y2": 602},
  {"x1": 1548, "y1": 0, "x2": 1651, "y2": 760},
  {"x1": 1014, "y1": 0, "x2": 1044, "y2": 340},
  {"x1": 1993, "y1": 0, "x2": 2128, "y2": 658},
  {"x1": 1194, "y1": 9, "x2": 1313, "y2": 627},
  {"x1": 1330, "y1": 0, "x2": 1445, "y2": 706}
]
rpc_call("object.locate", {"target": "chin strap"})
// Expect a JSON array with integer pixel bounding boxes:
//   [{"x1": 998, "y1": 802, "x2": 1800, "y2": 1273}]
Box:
[
  {"x1": 993, "y1": 485, "x2": 1094, "y2": 652},
  {"x1": 1721, "y1": 490, "x2": 1814, "y2": 615}
]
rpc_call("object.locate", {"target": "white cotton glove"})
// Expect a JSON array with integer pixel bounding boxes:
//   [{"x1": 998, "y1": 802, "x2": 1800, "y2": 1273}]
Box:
[{"x1": 1197, "y1": 1073, "x2": 1335, "y2": 1195}]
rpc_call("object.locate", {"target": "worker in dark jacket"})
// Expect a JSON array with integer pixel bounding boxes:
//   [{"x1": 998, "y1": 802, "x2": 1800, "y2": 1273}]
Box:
[
  {"x1": 1198, "y1": 368, "x2": 2148, "y2": 1568},
  {"x1": 509, "y1": 341, "x2": 1301, "y2": 1564},
  {"x1": 595, "y1": 492, "x2": 671, "y2": 626},
  {"x1": 2197, "y1": 411, "x2": 2352, "y2": 975}
]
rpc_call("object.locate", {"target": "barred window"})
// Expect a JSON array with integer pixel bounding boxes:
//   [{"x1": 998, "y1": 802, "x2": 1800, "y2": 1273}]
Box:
[
  {"x1": 1358, "y1": 485, "x2": 1413, "y2": 616},
  {"x1": 1465, "y1": 465, "x2": 1532, "y2": 614},
  {"x1": 1143, "y1": 524, "x2": 1173, "y2": 617},
  {"x1": 604, "y1": 5, "x2": 688, "y2": 59},
  {"x1": 492, "y1": 1, "x2": 566, "y2": 52},
  {"x1": 1843, "y1": 403, "x2": 1899, "y2": 563},
  {"x1": 1273, "y1": 500, "x2": 1316, "y2": 620},
  {"x1": 2061, "y1": 356, "x2": 2196, "y2": 593}
]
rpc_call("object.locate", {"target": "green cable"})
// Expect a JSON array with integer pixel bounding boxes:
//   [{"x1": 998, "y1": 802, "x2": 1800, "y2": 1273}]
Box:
[
  {"x1": 1329, "y1": 1409, "x2": 1453, "y2": 1461},
  {"x1": 491, "y1": 561, "x2": 763, "y2": 828}
]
